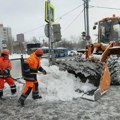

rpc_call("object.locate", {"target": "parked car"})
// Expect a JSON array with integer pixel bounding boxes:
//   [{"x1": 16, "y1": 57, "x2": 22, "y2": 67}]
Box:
[{"x1": 68, "y1": 50, "x2": 77, "y2": 56}]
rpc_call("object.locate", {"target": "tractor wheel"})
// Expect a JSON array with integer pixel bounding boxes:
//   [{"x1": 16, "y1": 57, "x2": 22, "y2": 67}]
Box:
[{"x1": 107, "y1": 55, "x2": 120, "y2": 85}]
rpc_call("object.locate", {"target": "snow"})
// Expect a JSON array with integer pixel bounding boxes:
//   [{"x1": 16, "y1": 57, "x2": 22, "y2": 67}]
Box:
[
  {"x1": 37, "y1": 63, "x2": 80, "y2": 101},
  {"x1": 8, "y1": 54, "x2": 83, "y2": 101},
  {"x1": 1, "y1": 54, "x2": 120, "y2": 119},
  {"x1": 80, "y1": 80, "x2": 97, "y2": 93},
  {"x1": 9, "y1": 54, "x2": 29, "y2": 59},
  {"x1": 8, "y1": 54, "x2": 97, "y2": 102}
]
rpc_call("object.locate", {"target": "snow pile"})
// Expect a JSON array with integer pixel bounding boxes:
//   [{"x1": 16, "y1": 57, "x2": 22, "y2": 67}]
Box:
[
  {"x1": 5, "y1": 55, "x2": 98, "y2": 102},
  {"x1": 80, "y1": 80, "x2": 97, "y2": 93},
  {"x1": 37, "y1": 59, "x2": 82, "y2": 101}
]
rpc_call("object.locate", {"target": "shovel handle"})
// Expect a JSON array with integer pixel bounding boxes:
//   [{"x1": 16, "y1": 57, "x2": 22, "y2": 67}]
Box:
[{"x1": 31, "y1": 72, "x2": 42, "y2": 74}]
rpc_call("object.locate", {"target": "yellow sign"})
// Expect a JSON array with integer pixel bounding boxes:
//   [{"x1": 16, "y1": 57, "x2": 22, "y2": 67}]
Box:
[{"x1": 45, "y1": 1, "x2": 55, "y2": 23}]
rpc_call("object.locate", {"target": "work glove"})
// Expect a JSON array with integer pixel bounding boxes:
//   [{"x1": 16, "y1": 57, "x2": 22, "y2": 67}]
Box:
[
  {"x1": 38, "y1": 67, "x2": 47, "y2": 75},
  {"x1": 42, "y1": 70, "x2": 47, "y2": 75},
  {"x1": 4, "y1": 68, "x2": 10, "y2": 75}
]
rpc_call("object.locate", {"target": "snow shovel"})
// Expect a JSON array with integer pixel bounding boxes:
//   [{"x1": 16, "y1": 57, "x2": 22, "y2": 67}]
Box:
[{"x1": 13, "y1": 77, "x2": 25, "y2": 84}]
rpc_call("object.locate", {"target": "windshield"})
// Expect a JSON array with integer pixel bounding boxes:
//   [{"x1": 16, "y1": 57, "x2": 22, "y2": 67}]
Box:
[{"x1": 99, "y1": 19, "x2": 120, "y2": 43}]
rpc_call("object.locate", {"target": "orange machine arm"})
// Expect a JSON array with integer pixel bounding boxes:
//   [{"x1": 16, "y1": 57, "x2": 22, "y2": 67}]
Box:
[{"x1": 100, "y1": 42, "x2": 113, "y2": 62}]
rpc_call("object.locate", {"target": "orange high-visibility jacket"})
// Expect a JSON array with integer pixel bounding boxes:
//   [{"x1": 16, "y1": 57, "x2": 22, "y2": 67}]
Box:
[
  {"x1": 0, "y1": 56, "x2": 12, "y2": 70},
  {"x1": 26, "y1": 52, "x2": 41, "y2": 69},
  {"x1": 0, "y1": 56, "x2": 12, "y2": 77},
  {"x1": 23, "y1": 52, "x2": 42, "y2": 81}
]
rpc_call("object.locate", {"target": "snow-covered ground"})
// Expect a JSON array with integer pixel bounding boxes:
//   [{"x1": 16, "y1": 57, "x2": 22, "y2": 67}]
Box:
[
  {"x1": 9, "y1": 54, "x2": 29, "y2": 59},
  {"x1": 9, "y1": 54, "x2": 84, "y2": 101},
  {"x1": 0, "y1": 54, "x2": 120, "y2": 120}
]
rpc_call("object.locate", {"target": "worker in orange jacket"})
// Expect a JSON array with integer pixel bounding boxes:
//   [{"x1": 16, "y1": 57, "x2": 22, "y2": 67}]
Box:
[
  {"x1": 0, "y1": 49, "x2": 16, "y2": 100},
  {"x1": 18, "y1": 48, "x2": 47, "y2": 106}
]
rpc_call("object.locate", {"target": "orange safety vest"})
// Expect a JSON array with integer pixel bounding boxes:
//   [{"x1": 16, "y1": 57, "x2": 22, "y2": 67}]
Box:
[{"x1": 25, "y1": 52, "x2": 41, "y2": 69}]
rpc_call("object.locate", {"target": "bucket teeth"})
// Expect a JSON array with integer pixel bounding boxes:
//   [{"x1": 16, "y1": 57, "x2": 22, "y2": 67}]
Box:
[
  {"x1": 94, "y1": 89, "x2": 101, "y2": 101},
  {"x1": 75, "y1": 89, "x2": 101, "y2": 101},
  {"x1": 86, "y1": 90, "x2": 96, "y2": 96}
]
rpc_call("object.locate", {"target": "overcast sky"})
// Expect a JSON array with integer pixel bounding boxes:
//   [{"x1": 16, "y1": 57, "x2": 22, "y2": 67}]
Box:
[{"x1": 0, "y1": 0, "x2": 120, "y2": 42}]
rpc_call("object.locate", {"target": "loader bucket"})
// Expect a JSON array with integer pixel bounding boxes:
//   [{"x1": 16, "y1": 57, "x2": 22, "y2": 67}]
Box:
[
  {"x1": 78, "y1": 63, "x2": 111, "y2": 101},
  {"x1": 56, "y1": 59, "x2": 111, "y2": 101}
]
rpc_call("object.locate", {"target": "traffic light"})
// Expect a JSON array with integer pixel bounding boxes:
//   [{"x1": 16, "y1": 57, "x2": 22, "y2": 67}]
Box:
[
  {"x1": 81, "y1": 31, "x2": 86, "y2": 40},
  {"x1": 52, "y1": 24, "x2": 61, "y2": 42}
]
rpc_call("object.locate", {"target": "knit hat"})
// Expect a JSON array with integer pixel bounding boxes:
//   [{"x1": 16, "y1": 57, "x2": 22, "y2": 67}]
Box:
[
  {"x1": 1, "y1": 49, "x2": 10, "y2": 55},
  {"x1": 35, "y1": 48, "x2": 44, "y2": 55}
]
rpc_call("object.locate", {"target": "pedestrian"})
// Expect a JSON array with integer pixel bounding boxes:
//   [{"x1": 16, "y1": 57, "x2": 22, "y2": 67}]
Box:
[
  {"x1": 0, "y1": 49, "x2": 17, "y2": 100},
  {"x1": 18, "y1": 48, "x2": 47, "y2": 106}
]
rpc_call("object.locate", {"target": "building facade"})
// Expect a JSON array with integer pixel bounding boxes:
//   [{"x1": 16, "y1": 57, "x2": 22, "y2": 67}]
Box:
[
  {"x1": 17, "y1": 33, "x2": 24, "y2": 43},
  {"x1": 0, "y1": 24, "x2": 13, "y2": 51},
  {"x1": 16, "y1": 33, "x2": 25, "y2": 53}
]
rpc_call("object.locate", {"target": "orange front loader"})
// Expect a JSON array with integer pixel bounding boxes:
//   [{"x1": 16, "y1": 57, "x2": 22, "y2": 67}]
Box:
[{"x1": 80, "y1": 16, "x2": 120, "y2": 100}]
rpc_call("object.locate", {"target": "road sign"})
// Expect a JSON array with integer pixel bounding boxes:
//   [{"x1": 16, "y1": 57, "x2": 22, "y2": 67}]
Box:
[
  {"x1": 44, "y1": 24, "x2": 49, "y2": 37},
  {"x1": 86, "y1": 35, "x2": 91, "y2": 40},
  {"x1": 45, "y1": 1, "x2": 55, "y2": 23},
  {"x1": 52, "y1": 24, "x2": 61, "y2": 42},
  {"x1": 44, "y1": 24, "x2": 52, "y2": 38}
]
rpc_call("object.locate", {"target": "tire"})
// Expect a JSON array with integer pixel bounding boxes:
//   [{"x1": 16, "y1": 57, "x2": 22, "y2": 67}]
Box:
[{"x1": 107, "y1": 55, "x2": 120, "y2": 85}]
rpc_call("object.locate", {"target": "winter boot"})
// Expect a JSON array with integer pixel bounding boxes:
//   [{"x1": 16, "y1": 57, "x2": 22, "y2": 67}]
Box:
[
  {"x1": 32, "y1": 91, "x2": 42, "y2": 100},
  {"x1": 0, "y1": 96, "x2": 6, "y2": 101},
  {"x1": 34, "y1": 95, "x2": 42, "y2": 100},
  {"x1": 33, "y1": 95, "x2": 42, "y2": 100},
  {"x1": 17, "y1": 94, "x2": 26, "y2": 107},
  {"x1": 18, "y1": 98, "x2": 25, "y2": 107},
  {"x1": 0, "y1": 90, "x2": 5, "y2": 100},
  {"x1": 10, "y1": 84, "x2": 17, "y2": 95}
]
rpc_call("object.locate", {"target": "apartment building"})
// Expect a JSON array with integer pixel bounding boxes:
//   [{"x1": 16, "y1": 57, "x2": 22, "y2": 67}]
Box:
[
  {"x1": 17, "y1": 33, "x2": 24, "y2": 43},
  {"x1": 0, "y1": 24, "x2": 12, "y2": 51}
]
